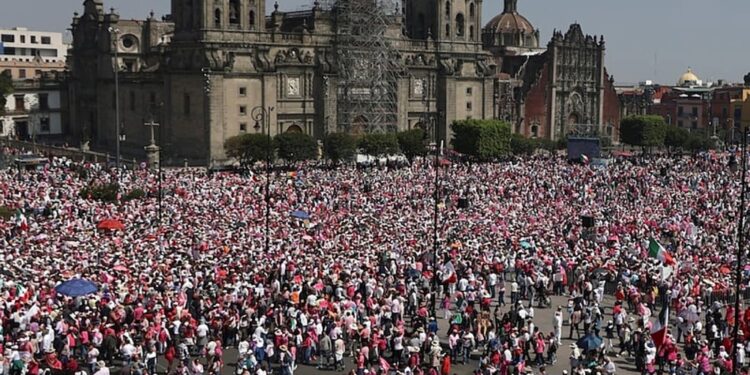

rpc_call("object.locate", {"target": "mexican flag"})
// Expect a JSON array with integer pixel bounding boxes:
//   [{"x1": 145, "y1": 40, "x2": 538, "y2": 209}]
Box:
[
  {"x1": 650, "y1": 298, "x2": 669, "y2": 349},
  {"x1": 648, "y1": 238, "x2": 675, "y2": 265}
]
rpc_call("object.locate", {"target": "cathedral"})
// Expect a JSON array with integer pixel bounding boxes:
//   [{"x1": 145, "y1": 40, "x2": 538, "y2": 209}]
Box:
[{"x1": 66, "y1": 0, "x2": 619, "y2": 165}]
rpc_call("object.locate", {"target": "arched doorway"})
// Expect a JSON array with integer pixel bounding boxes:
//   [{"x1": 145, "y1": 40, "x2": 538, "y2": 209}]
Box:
[{"x1": 285, "y1": 124, "x2": 303, "y2": 133}]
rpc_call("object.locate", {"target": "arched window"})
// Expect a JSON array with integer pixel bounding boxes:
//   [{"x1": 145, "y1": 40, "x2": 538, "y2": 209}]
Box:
[
  {"x1": 445, "y1": 1, "x2": 450, "y2": 18},
  {"x1": 214, "y1": 8, "x2": 222, "y2": 28},
  {"x1": 249, "y1": 10, "x2": 255, "y2": 28},
  {"x1": 445, "y1": 24, "x2": 450, "y2": 37},
  {"x1": 469, "y1": 25, "x2": 474, "y2": 40},
  {"x1": 455, "y1": 13, "x2": 464, "y2": 37},
  {"x1": 229, "y1": 0, "x2": 239, "y2": 24},
  {"x1": 469, "y1": 2, "x2": 475, "y2": 17}
]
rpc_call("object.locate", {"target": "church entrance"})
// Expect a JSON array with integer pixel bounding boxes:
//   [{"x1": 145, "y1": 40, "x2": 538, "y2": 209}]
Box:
[{"x1": 285, "y1": 124, "x2": 303, "y2": 134}]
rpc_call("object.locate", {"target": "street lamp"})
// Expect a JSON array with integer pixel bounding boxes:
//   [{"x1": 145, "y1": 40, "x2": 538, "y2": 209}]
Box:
[
  {"x1": 108, "y1": 27, "x2": 121, "y2": 169},
  {"x1": 252, "y1": 106, "x2": 275, "y2": 265}
]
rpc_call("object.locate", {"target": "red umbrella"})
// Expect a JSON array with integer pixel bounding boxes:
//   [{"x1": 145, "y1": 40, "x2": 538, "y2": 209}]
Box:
[{"x1": 97, "y1": 219, "x2": 125, "y2": 231}]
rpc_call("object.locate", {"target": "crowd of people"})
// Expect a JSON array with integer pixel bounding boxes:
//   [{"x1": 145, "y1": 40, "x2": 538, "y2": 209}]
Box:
[{"x1": 0, "y1": 147, "x2": 749, "y2": 375}]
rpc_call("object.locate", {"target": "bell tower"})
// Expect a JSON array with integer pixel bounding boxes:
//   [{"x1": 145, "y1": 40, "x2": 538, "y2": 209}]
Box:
[
  {"x1": 405, "y1": 0, "x2": 482, "y2": 42},
  {"x1": 172, "y1": 0, "x2": 265, "y2": 33}
]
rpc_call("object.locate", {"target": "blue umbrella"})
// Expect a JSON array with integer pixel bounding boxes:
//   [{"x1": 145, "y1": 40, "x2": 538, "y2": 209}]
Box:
[
  {"x1": 576, "y1": 333, "x2": 603, "y2": 352},
  {"x1": 291, "y1": 210, "x2": 311, "y2": 220},
  {"x1": 55, "y1": 278, "x2": 98, "y2": 297}
]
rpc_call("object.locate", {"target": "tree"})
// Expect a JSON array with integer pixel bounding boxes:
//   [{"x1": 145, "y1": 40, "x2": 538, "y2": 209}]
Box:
[
  {"x1": 451, "y1": 119, "x2": 511, "y2": 161},
  {"x1": 274, "y1": 133, "x2": 319, "y2": 162},
  {"x1": 0, "y1": 71, "x2": 12, "y2": 116},
  {"x1": 620, "y1": 115, "x2": 667, "y2": 149},
  {"x1": 510, "y1": 133, "x2": 535, "y2": 155},
  {"x1": 685, "y1": 134, "x2": 713, "y2": 153},
  {"x1": 224, "y1": 133, "x2": 274, "y2": 167},
  {"x1": 396, "y1": 128, "x2": 427, "y2": 162},
  {"x1": 664, "y1": 126, "x2": 690, "y2": 152},
  {"x1": 323, "y1": 132, "x2": 357, "y2": 165},
  {"x1": 358, "y1": 133, "x2": 400, "y2": 156}
]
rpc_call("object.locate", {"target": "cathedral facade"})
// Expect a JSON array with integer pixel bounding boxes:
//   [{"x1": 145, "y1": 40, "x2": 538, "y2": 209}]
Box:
[
  {"x1": 66, "y1": 0, "x2": 620, "y2": 165},
  {"x1": 67, "y1": 0, "x2": 495, "y2": 165}
]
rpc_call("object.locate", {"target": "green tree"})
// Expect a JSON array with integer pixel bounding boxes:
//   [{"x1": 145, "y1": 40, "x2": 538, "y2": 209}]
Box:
[
  {"x1": 620, "y1": 115, "x2": 667, "y2": 149},
  {"x1": 685, "y1": 134, "x2": 713, "y2": 153},
  {"x1": 224, "y1": 133, "x2": 274, "y2": 167},
  {"x1": 510, "y1": 133, "x2": 535, "y2": 155},
  {"x1": 358, "y1": 133, "x2": 400, "y2": 156},
  {"x1": 323, "y1": 132, "x2": 357, "y2": 165},
  {"x1": 274, "y1": 133, "x2": 319, "y2": 162},
  {"x1": 0, "y1": 71, "x2": 12, "y2": 116},
  {"x1": 664, "y1": 126, "x2": 690, "y2": 152},
  {"x1": 451, "y1": 119, "x2": 511, "y2": 161},
  {"x1": 396, "y1": 128, "x2": 427, "y2": 162}
]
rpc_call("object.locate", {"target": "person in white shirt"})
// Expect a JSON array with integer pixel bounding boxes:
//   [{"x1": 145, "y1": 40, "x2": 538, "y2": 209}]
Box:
[{"x1": 554, "y1": 307, "x2": 563, "y2": 345}]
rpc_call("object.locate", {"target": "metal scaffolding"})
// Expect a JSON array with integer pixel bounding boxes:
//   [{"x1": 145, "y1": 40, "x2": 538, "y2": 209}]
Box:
[{"x1": 332, "y1": 0, "x2": 402, "y2": 134}]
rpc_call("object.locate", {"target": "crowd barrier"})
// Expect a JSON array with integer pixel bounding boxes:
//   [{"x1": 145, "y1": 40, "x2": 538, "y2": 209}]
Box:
[{"x1": 0, "y1": 139, "x2": 138, "y2": 169}]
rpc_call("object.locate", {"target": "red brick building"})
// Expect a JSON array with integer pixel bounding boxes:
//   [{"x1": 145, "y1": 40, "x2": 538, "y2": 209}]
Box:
[{"x1": 483, "y1": 0, "x2": 620, "y2": 142}]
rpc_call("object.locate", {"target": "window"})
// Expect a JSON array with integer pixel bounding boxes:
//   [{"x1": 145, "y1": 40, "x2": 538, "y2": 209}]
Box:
[
  {"x1": 18, "y1": 69, "x2": 26, "y2": 78},
  {"x1": 469, "y1": 25, "x2": 474, "y2": 40},
  {"x1": 0, "y1": 34, "x2": 13, "y2": 43},
  {"x1": 445, "y1": 24, "x2": 450, "y2": 37},
  {"x1": 41, "y1": 36, "x2": 51, "y2": 44},
  {"x1": 692, "y1": 107, "x2": 698, "y2": 116},
  {"x1": 183, "y1": 93, "x2": 191, "y2": 115},
  {"x1": 240, "y1": 123, "x2": 247, "y2": 132},
  {"x1": 469, "y1": 2, "x2": 475, "y2": 17},
  {"x1": 677, "y1": 106, "x2": 683, "y2": 116},
  {"x1": 249, "y1": 11, "x2": 255, "y2": 28},
  {"x1": 723, "y1": 107, "x2": 728, "y2": 118},
  {"x1": 445, "y1": 1, "x2": 450, "y2": 18},
  {"x1": 14, "y1": 95, "x2": 24, "y2": 110},
  {"x1": 239, "y1": 87, "x2": 247, "y2": 97},
  {"x1": 34, "y1": 70, "x2": 42, "y2": 77},
  {"x1": 455, "y1": 14, "x2": 464, "y2": 37},
  {"x1": 466, "y1": 87, "x2": 472, "y2": 96},
  {"x1": 40, "y1": 117, "x2": 50, "y2": 132},
  {"x1": 214, "y1": 9, "x2": 222, "y2": 28},
  {"x1": 31, "y1": 36, "x2": 37, "y2": 44},
  {"x1": 466, "y1": 101, "x2": 472, "y2": 111},
  {"x1": 229, "y1": 0, "x2": 240, "y2": 25},
  {"x1": 129, "y1": 91, "x2": 135, "y2": 111},
  {"x1": 239, "y1": 105, "x2": 247, "y2": 116},
  {"x1": 39, "y1": 94, "x2": 49, "y2": 110},
  {"x1": 20, "y1": 35, "x2": 25, "y2": 43}
]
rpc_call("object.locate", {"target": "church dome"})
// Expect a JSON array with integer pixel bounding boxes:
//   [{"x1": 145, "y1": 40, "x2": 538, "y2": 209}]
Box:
[
  {"x1": 484, "y1": 0, "x2": 535, "y2": 34},
  {"x1": 484, "y1": 12, "x2": 535, "y2": 34},
  {"x1": 678, "y1": 68, "x2": 700, "y2": 86}
]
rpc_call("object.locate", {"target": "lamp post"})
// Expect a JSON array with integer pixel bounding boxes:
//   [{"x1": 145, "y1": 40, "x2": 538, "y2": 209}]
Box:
[
  {"x1": 202, "y1": 68, "x2": 211, "y2": 169},
  {"x1": 108, "y1": 27, "x2": 121, "y2": 169},
  {"x1": 733, "y1": 128, "x2": 748, "y2": 375},
  {"x1": 252, "y1": 106, "x2": 275, "y2": 262}
]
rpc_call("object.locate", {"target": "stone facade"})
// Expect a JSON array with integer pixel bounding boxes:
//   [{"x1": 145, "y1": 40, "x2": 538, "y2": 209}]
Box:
[
  {"x1": 67, "y1": 0, "x2": 494, "y2": 165},
  {"x1": 484, "y1": 0, "x2": 620, "y2": 142}
]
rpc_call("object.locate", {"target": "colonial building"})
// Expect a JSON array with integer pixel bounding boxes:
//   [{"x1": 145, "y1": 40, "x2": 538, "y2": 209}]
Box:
[
  {"x1": 67, "y1": 0, "x2": 495, "y2": 165},
  {"x1": 1, "y1": 72, "x2": 68, "y2": 140},
  {"x1": 484, "y1": 0, "x2": 620, "y2": 142}
]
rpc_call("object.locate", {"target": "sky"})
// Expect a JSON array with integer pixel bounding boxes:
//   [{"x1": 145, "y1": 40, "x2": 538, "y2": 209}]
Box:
[{"x1": 1, "y1": 0, "x2": 748, "y2": 85}]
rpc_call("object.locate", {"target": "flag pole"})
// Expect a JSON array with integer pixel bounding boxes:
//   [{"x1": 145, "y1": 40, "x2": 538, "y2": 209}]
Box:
[{"x1": 733, "y1": 128, "x2": 748, "y2": 375}]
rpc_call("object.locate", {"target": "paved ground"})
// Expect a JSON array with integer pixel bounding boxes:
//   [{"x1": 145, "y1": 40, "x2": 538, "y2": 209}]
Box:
[{"x1": 144, "y1": 295, "x2": 642, "y2": 375}]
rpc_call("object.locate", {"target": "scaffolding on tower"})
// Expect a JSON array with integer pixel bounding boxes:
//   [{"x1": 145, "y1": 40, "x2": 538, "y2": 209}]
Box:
[{"x1": 332, "y1": 0, "x2": 403, "y2": 134}]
